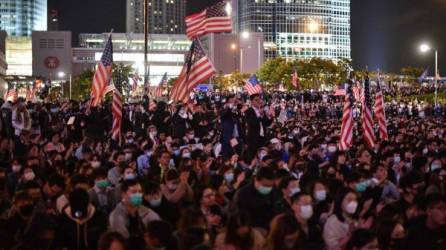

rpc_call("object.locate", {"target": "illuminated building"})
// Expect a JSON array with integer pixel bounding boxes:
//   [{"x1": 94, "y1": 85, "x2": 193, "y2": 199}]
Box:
[
  {"x1": 0, "y1": 0, "x2": 47, "y2": 36},
  {"x1": 126, "y1": 0, "x2": 186, "y2": 34},
  {"x1": 235, "y1": 0, "x2": 351, "y2": 60}
]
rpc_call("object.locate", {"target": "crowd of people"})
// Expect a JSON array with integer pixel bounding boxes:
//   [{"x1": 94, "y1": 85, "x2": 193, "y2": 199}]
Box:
[{"x1": 0, "y1": 88, "x2": 445, "y2": 250}]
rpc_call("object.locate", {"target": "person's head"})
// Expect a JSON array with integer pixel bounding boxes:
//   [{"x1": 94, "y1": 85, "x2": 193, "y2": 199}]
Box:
[
  {"x1": 13, "y1": 191, "x2": 34, "y2": 218},
  {"x1": 376, "y1": 220, "x2": 406, "y2": 250},
  {"x1": 266, "y1": 213, "x2": 301, "y2": 250},
  {"x1": 51, "y1": 133, "x2": 60, "y2": 144},
  {"x1": 373, "y1": 164, "x2": 388, "y2": 183},
  {"x1": 145, "y1": 220, "x2": 174, "y2": 249},
  {"x1": 278, "y1": 176, "x2": 300, "y2": 198},
  {"x1": 68, "y1": 188, "x2": 90, "y2": 220},
  {"x1": 357, "y1": 149, "x2": 372, "y2": 165},
  {"x1": 98, "y1": 231, "x2": 127, "y2": 250},
  {"x1": 254, "y1": 167, "x2": 275, "y2": 196},
  {"x1": 225, "y1": 211, "x2": 254, "y2": 249},
  {"x1": 310, "y1": 180, "x2": 328, "y2": 202},
  {"x1": 21, "y1": 165, "x2": 36, "y2": 182},
  {"x1": 164, "y1": 169, "x2": 180, "y2": 191},
  {"x1": 158, "y1": 150, "x2": 171, "y2": 167},
  {"x1": 425, "y1": 193, "x2": 446, "y2": 229},
  {"x1": 249, "y1": 94, "x2": 262, "y2": 109},
  {"x1": 93, "y1": 168, "x2": 109, "y2": 189},
  {"x1": 144, "y1": 181, "x2": 162, "y2": 207},
  {"x1": 21, "y1": 181, "x2": 42, "y2": 204},
  {"x1": 195, "y1": 186, "x2": 216, "y2": 208},
  {"x1": 334, "y1": 188, "x2": 358, "y2": 221},
  {"x1": 346, "y1": 229, "x2": 378, "y2": 250},
  {"x1": 399, "y1": 170, "x2": 425, "y2": 201},
  {"x1": 43, "y1": 174, "x2": 65, "y2": 199},
  {"x1": 177, "y1": 206, "x2": 207, "y2": 231},
  {"x1": 122, "y1": 166, "x2": 136, "y2": 181},
  {"x1": 121, "y1": 179, "x2": 143, "y2": 207},
  {"x1": 291, "y1": 192, "x2": 314, "y2": 221}
]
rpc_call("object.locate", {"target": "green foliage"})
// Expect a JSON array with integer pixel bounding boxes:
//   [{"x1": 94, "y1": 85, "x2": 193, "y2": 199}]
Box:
[
  {"x1": 256, "y1": 57, "x2": 353, "y2": 90},
  {"x1": 68, "y1": 69, "x2": 95, "y2": 100},
  {"x1": 213, "y1": 71, "x2": 250, "y2": 90}
]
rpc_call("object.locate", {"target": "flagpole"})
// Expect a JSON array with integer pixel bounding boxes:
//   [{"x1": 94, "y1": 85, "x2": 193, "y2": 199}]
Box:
[
  {"x1": 144, "y1": 0, "x2": 150, "y2": 98},
  {"x1": 435, "y1": 49, "x2": 438, "y2": 107}
]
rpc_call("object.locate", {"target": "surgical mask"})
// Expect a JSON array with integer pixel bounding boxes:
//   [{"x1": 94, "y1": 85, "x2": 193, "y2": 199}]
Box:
[
  {"x1": 182, "y1": 152, "x2": 191, "y2": 158},
  {"x1": 259, "y1": 151, "x2": 267, "y2": 160},
  {"x1": 422, "y1": 148, "x2": 428, "y2": 155},
  {"x1": 345, "y1": 201, "x2": 358, "y2": 214},
  {"x1": 90, "y1": 161, "x2": 101, "y2": 168},
  {"x1": 126, "y1": 139, "x2": 134, "y2": 144},
  {"x1": 394, "y1": 156, "x2": 401, "y2": 164},
  {"x1": 124, "y1": 173, "x2": 136, "y2": 180},
  {"x1": 149, "y1": 131, "x2": 157, "y2": 137},
  {"x1": 274, "y1": 144, "x2": 282, "y2": 151},
  {"x1": 431, "y1": 163, "x2": 442, "y2": 171},
  {"x1": 300, "y1": 205, "x2": 313, "y2": 220},
  {"x1": 257, "y1": 185, "x2": 272, "y2": 195},
  {"x1": 129, "y1": 193, "x2": 143, "y2": 206},
  {"x1": 289, "y1": 187, "x2": 301, "y2": 197},
  {"x1": 167, "y1": 183, "x2": 178, "y2": 191},
  {"x1": 12, "y1": 164, "x2": 21, "y2": 173},
  {"x1": 125, "y1": 153, "x2": 132, "y2": 161},
  {"x1": 174, "y1": 150, "x2": 180, "y2": 156},
  {"x1": 187, "y1": 134, "x2": 195, "y2": 140},
  {"x1": 355, "y1": 182, "x2": 367, "y2": 193},
  {"x1": 224, "y1": 173, "x2": 234, "y2": 183},
  {"x1": 328, "y1": 146, "x2": 337, "y2": 153},
  {"x1": 314, "y1": 190, "x2": 327, "y2": 201},
  {"x1": 149, "y1": 198, "x2": 162, "y2": 207},
  {"x1": 24, "y1": 171, "x2": 35, "y2": 181},
  {"x1": 96, "y1": 179, "x2": 109, "y2": 188}
]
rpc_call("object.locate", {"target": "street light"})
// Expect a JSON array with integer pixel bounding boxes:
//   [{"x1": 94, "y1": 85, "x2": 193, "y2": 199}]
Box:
[
  {"x1": 241, "y1": 31, "x2": 250, "y2": 39},
  {"x1": 419, "y1": 43, "x2": 439, "y2": 107},
  {"x1": 58, "y1": 71, "x2": 72, "y2": 100}
]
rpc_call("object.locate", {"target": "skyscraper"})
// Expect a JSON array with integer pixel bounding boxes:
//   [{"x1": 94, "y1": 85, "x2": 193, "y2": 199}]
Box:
[
  {"x1": 0, "y1": 0, "x2": 47, "y2": 36},
  {"x1": 236, "y1": 0, "x2": 350, "y2": 60},
  {"x1": 126, "y1": 0, "x2": 186, "y2": 34}
]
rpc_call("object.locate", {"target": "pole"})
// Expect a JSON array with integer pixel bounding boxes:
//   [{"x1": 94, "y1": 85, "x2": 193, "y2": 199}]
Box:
[
  {"x1": 435, "y1": 49, "x2": 438, "y2": 107},
  {"x1": 69, "y1": 74, "x2": 72, "y2": 100},
  {"x1": 240, "y1": 48, "x2": 243, "y2": 73},
  {"x1": 144, "y1": 0, "x2": 149, "y2": 95}
]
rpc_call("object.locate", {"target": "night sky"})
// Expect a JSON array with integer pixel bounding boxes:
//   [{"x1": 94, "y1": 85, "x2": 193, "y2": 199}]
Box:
[{"x1": 49, "y1": 0, "x2": 446, "y2": 75}]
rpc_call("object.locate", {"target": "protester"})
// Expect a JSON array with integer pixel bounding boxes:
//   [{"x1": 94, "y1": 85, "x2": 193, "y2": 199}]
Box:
[{"x1": 0, "y1": 87, "x2": 444, "y2": 250}]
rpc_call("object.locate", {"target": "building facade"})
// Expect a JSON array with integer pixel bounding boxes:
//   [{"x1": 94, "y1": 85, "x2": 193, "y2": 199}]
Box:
[
  {"x1": 74, "y1": 33, "x2": 191, "y2": 85},
  {"x1": 202, "y1": 32, "x2": 264, "y2": 74},
  {"x1": 32, "y1": 31, "x2": 72, "y2": 80},
  {"x1": 236, "y1": 0, "x2": 350, "y2": 61},
  {"x1": 126, "y1": 0, "x2": 186, "y2": 34},
  {"x1": 0, "y1": 0, "x2": 47, "y2": 36}
]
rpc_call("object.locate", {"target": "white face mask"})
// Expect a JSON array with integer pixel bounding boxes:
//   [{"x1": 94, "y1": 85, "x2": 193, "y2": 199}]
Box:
[
  {"x1": 12, "y1": 164, "x2": 21, "y2": 173},
  {"x1": 328, "y1": 146, "x2": 337, "y2": 153},
  {"x1": 345, "y1": 201, "x2": 358, "y2": 214},
  {"x1": 289, "y1": 187, "x2": 301, "y2": 197},
  {"x1": 24, "y1": 171, "x2": 35, "y2": 181},
  {"x1": 182, "y1": 152, "x2": 191, "y2": 158},
  {"x1": 300, "y1": 205, "x2": 313, "y2": 220},
  {"x1": 125, "y1": 153, "x2": 132, "y2": 161},
  {"x1": 90, "y1": 161, "x2": 101, "y2": 168},
  {"x1": 124, "y1": 173, "x2": 136, "y2": 180},
  {"x1": 314, "y1": 190, "x2": 327, "y2": 201}
]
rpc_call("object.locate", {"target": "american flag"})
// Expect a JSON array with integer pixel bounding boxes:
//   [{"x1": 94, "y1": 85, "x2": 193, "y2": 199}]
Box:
[
  {"x1": 333, "y1": 84, "x2": 346, "y2": 96},
  {"x1": 418, "y1": 67, "x2": 429, "y2": 83},
  {"x1": 170, "y1": 39, "x2": 216, "y2": 103},
  {"x1": 362, "y1": 74, "x2": 376, "y2": 148},
  {"x1": 292, "y1": 69, "x2": 300, "y2": 89},
  {"x1": 90, "y1": 35, "x2": 113, "y2": 107},
  {"x1": 374, "y1": 74, "x2": 388, "y2": 141},
  {"x1": 131, "y1": 73, "x2": 140, "y2": 92},
  {"x1": 3, "y1": 86, "x2": 17, "y2": 102},
  {"x1": 185, "y1": 0, "x2": 232, "y2": 39},
  {"x1": 25, "y1": 86, "x2": 34, "y2": 102},
  {"x1": 111, "y1": 75, "x2": 123, "y2": 143},
  {"x1": 244, "y1": 75, "x2": 263, "y2": 96},
  {"x1": 353, "y1": 84, "x2": 362, "y2": 102},
  {"x1": 339, "y1": 76, "x2": 355, "y2": 151},
  {"x1": 155, "y1": 72, "x2": 168, "y2": 98}
]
